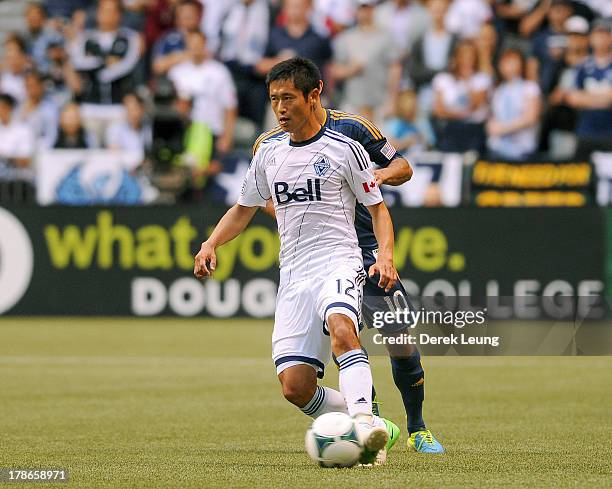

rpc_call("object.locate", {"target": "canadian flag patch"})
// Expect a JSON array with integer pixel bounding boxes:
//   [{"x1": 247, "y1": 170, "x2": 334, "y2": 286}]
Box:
[{"x1": 362, "y1": 181, "x2": 376, "y2": 193}]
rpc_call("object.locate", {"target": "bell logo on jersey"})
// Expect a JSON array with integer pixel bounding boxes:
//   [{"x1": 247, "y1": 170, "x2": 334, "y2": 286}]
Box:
[
  {"x1": 274, "y1": 179, "x2": 322, "y2": 204},
  {"x1": 362, "y1": 181, "x2": 376, "y2": 193}
]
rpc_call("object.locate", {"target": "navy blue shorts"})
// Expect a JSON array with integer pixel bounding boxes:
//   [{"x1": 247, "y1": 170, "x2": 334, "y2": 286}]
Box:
[{"x1": 361, "y1": 248, "x2": 416, "y2": 334}]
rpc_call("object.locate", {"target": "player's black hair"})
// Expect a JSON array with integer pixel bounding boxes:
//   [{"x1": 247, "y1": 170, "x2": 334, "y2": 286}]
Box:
[
  {"x1": 266, "y1": 57, "x2": 322, "y2": 99},
  {"x1": 0, "y1": 93, "x2": 17, "y2": 109}
]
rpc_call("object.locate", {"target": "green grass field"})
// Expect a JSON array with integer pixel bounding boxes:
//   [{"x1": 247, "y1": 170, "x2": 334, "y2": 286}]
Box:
[{"x1": 1, "y1": 318, "x2": 611, "y2": 488}]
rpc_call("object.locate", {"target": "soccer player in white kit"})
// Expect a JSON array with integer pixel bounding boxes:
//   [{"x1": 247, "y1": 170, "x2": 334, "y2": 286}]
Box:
[{"x1": 194, "y1": 58, "x2": 399, "y2": 463}]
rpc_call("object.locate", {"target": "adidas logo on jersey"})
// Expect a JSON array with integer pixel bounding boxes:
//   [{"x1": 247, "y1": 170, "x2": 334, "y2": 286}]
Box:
[{"x1": 274, "y1": 179, "x2": 322, "y2": 204}]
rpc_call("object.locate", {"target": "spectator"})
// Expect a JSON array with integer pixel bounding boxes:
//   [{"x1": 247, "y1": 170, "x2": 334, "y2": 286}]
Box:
[
  {"x1": 63, "y1": 5, "x2": 92, "y2": 42},
  {"x1": 521, "y1": 0, "x2": 574, "y2": 93},
  {"x1": 256, "y1": 0, "x2": 332, "y2": 75},
  {"x1": 150, "y1": 94, "x2": 191, "y2": 172},
  {"x1": 219, "y1": 1, "x2": 269, "y2": 69},
  {"x1": 475, "y1": 22, "x2": 500, "y2": 76},
  {"x1": 445, "y1": 0, "x2": 493, "y2": 40},
  {"x1": 70, "y1": 0, "x2": 142, "y2": 140},
  {"x1": 578, "y1": 0, "x2": 612, "y2": 18},
  {"x1": 432, "y1": 40, "x2": 492, "y2": 153},
  {"x1": 44, "y1": 39, "x2": 83, "y2": 106},
  {"x1": 22, "y1": 2, "x2": 64, "y2": 73},
  {"x1": 176, "y1": 96, "x2": 221, "y2": 198},
  {"x1": 554, "y1": 15, "x2": 591, "y2": 94},
  {"x1": 199, "y1": 0, "x2": 235, "y2": 55},
  {"x1": 312, "y1": 0, "x2": 356, "y2": 36},
  {"x1": 384, "y1": 89, "x2": 428, "y2": 153},
  {"x1": 168, "y1": 31, "x2": 238, "y2": 158},
  {"x1": 540, "y1": 15, "x2": 590, "y2": 154},
  {"x1": 218, "y1": 0, "x2": 270, "y2": 126},
  {"x1": 374, "y1": 0, "x2": 431, "y2": 56},
  {"x1": 330, "y1": 0, "x2": 402, "y2": 121},
  {"x1": 150, "y1": 95, "x2": 221, "y2": 202},
  {"x1": 0, "y1": 94, "x2": 36, "y2": 168},
  {"x1": 105, "y1": 93, "x2": 152, "y2": 160},
  {"x1": 44, "y1": 0, "x2": 95, "y2": 22},
  {"x1": 494, "y1": 0, "x2": 539, "y2": 51},
  {"x1": 15, "y1": 71, "x2": 59, "y2": 149},
  {"x1": 121, "y1": 0, "x2": 150, "y2": 31},
  {"x1": 152, "y1": 0, "x2": 202, "y2": 76},
  {"x1": 566, "y1": 19, "x2": 612, "y2": 157},
  {"x1": 0, "y1": 36, "x2": 31, "y2": 104},
  {"x1": 486, "y1": 49, "x2": 542, "y2": 160},
  {"x1": 54, "y1": 102, "x2": 98, "y2": 149},
  {"x1": 407, "y1": 0, "x2": 458, "y2": 90},
  {"x1": 150, "y1": 95, "x2": 219, "y2": 189},
  {"x1": 143, "y1": 0, "x2": 179, "y2": 50},
  {"x1": 521, "y1": 0, "x2": 594, "y2": 41}
]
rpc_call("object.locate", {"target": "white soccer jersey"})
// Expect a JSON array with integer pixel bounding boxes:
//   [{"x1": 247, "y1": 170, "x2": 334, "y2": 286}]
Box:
[{"x1": 238, "y1": 126, "x2": 383, "y2": 283}]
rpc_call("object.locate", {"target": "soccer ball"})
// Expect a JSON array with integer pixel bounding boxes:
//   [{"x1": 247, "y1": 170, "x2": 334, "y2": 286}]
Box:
[{"x1": 305, "y1": 412, "x2": 362, "y2": 468}]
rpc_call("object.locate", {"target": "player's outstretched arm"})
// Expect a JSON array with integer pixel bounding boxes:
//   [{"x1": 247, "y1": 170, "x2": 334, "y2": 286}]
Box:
[
  {"x1": 366, "y1": 201, "x2": 399, "y2": 293},
  {"x1": 346, "y1": 116, "x2": 413, "y2": 186},
  {"x1": 194, "y1": 204, "x2": 258, "y2": 278},
  {"x1": 374, "y1": 156, "x2": 413, "y2": 187}
]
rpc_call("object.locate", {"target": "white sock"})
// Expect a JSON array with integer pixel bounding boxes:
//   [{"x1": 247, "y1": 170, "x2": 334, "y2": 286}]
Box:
[
  {"x1": 300, "y1": 386, "x2": 349, "y2": 418},
  {"x1": 337, "y1": 349, "x2": 373, "y2": 417}
]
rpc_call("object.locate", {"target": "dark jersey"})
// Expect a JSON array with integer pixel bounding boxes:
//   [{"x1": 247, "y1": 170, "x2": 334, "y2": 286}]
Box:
[
  {"x1": 574, "y1": 57, "x2": 612, "y2": 139},
  {"x1": 253, "y1": 109, "x2": 403, "y2": 251}
]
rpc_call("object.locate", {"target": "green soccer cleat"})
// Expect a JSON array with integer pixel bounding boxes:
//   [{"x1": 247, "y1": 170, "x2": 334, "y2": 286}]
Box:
[
  {"x1": 407, "y1": 429, "x2": 445, "y2": 454},
  {"x1": 373, "y1": 418, "x2": 401, "y2": 465},
  {"x1": 383, "y1": 418, "x2": 400, "y2": 452},
  {"x1": 356, "y1": 415, "x2": 389, "y2": 466}
]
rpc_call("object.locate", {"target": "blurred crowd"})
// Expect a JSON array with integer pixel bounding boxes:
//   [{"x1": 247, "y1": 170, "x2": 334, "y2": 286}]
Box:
[{"x1": 0, "y1": 0, "x2": 610, "y2": 203}]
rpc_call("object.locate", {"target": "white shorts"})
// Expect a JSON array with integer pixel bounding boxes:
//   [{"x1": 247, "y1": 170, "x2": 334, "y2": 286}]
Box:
[{"x1": 272, "y1": 264, "x2": 366, "y2": 378}]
